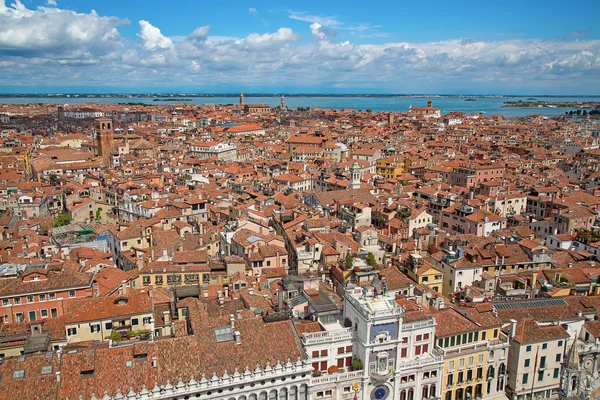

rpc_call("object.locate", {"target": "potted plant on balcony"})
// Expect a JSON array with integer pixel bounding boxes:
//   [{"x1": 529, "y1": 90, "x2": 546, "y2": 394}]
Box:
[
  {"x1": 350, "y1": 358, "x2": 363, "y2": 371},
  {"x1": 110, "y1": 330, "x2": 122, "y2": 345}
]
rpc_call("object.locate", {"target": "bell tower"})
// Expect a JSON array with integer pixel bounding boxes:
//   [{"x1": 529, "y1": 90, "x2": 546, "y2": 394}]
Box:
[
  {"x1": 350, "y1": 161, "x2": 361, "y2": 190},
  {"x1": 95, "y1": 117, "x2": 114, "y2": 167},
  {"x1": 239, "y1": 92, "x2": 245, "y2": 106}
]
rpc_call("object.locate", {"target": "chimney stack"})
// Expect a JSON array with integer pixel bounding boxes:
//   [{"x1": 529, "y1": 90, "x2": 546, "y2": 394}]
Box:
[
  {"x1": 509, "y1": 319, "x2": 517, "y2": 338},
  {"x1": 230, "y1": 314, "x2": 235, "y2": 330},
  {"x1": 234, "y1": 331, "x2": 241, "y2": 345}
]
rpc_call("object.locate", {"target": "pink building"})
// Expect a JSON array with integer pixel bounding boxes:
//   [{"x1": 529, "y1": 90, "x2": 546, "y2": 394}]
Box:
[
  {"x1": 0, "y1": 267, "x2": 93, "y2": 327},
  {"x1": 450, "y1": 164, "x2": 505, "y2": 188}
]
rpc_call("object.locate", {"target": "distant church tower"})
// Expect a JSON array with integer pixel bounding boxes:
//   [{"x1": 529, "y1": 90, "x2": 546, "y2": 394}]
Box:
[
  {"x1": 280, "y1": 95, "x2": 286, "y2": 111},
  {"x1": 350, "y1": 161, "x2": 361, "y2": 190},
  {"x1": 95, "y1": 117, "x2": 114, "y2": 167},
  {"x1": 239, "y1": 92, "x2": 245, "y2": 106},
  {"x1": 388, "y1": 112, "x2": 394, "y2": 124}
]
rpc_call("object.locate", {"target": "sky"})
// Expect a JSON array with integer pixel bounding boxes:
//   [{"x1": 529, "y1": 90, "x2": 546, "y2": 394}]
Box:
[{"x1": 0, "y1": 0, "x2": 599, "y2": 94}]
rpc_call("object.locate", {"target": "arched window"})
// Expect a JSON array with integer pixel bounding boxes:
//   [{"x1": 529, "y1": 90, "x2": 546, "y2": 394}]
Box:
[
  {"x1": 407, "y1": 388, "x2": 414, "y2": 400},
  {"x1": 249, "y1": 394, "x2": 257, "y2": 400},
  {"x1": 487, "y1": 366, "x2": 495, "y2": 379},
  {"x1": 445, "y1": 391, "x2": 452, "y2": 400},
  {"x1": 498, "y1": 363, "x2": 506, "y2": 375},
  {"x1": 102, "y1": 123, "x2": 106, "y2": 130},
  {"x1": 299, "y1": 384, "x2": 308, "y2": 400},
  {"x1": 289, "y1": 386, "x2": 297, "y2": 400},
  {"x1": 571, "y1": 376, "x2": 578, "y2": 391},
  {"x1": 430, "y1": 385, "x2": 436, "y2": 398},
  {"x1": 259, "y1": 392, "x2": 268, "y2": 400},
  {"x1": 422, "y1": 386, "x2": 429, "y2": 399},
  {"x1": 400, "y1": 390, "x2": 406, "y2": 400},
  {"x1": 270, "y1": 390, "x2": 278, "y2": 400},
  {"x1": 279, "y1": 388, "x2": 288, "y2": 400}
]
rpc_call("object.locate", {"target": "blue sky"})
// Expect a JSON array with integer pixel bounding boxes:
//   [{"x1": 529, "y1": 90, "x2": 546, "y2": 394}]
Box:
[{"x1": 0, "y1": 0, "x2": 599, "y2": 94}]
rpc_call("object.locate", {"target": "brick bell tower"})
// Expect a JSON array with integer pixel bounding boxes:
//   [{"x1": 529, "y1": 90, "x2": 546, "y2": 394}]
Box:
[{"x1": 95, "y1": 117, "x2": 114, "y2": 167}]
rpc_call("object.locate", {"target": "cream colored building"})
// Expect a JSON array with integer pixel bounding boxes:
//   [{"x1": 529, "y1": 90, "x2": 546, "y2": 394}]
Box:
[
  {"x1": 65, "y1": 290, "x2": 153, "y2": 344},
  {"x1": 506, "y1": 318, "x2": 569, "y2": 400}
]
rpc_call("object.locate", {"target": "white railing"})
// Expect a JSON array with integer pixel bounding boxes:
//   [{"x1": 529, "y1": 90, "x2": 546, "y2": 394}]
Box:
[
  {"x1": 345, "y1": 293, "x2": 403, "y2": 319},
  {"x1": 403, "y1": 318, "x2": 436, "y2": 331},
  {"x1": 303, "y1": 328, "x2": 354, "y2": 345},
  {"x1": 436, "y1": 336, "x2": 508, "y2": 357},
  {"x1": 86, "y1": 358, "x2": 313, "y2": 400},
  {"x1": 310, "y1": 370, "x2": 363, "y2": 386},
  {"x1": 399, "y1": 351, "x2": 444, "y2": 369}
]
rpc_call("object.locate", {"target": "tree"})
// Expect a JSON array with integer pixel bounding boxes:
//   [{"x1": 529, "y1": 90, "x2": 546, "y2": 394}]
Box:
[
  {"x1": 351, "y1": 358, "x2": 363, "y2": 371},
  {"x1": 110, "y1": 330, "x2": 122, "y2": 342},
  {"x1": 365, "y1": 252, "x2": 377, "y2": 266},
  {"x1": 95, "y1": 207, "x2": 103, "y2": 221},
  {"x1": 344, "y1": 253, "x2": 354, "y2": 270},
  {"x1": 48, "y1": 173, "x2": 60, "y2": 186},
  {"x1": 53, "y1": 213, "x2": 72, "y2": 227}
]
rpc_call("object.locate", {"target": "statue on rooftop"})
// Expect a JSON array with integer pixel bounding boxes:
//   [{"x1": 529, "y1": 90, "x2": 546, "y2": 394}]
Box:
[
  {"x1": 362, "y1": 285, "x2": 368, "y2": 300},
  {"x1": 382, "y1": 281, "x2": 388, "y2": 296}
]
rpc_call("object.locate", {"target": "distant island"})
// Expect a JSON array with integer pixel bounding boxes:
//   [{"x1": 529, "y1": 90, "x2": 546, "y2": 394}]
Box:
[
  {"x1": 153, "y1": 98, "x2": 192, "y2": 102},
  {"x1": 503, "y1": 100, "x2": 600, "y2": 109}
]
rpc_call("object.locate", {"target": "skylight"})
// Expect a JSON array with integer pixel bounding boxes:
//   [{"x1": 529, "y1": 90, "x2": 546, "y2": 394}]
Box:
[{"x1": 214, "y1": 326, "x2": 234, "y2": 343}]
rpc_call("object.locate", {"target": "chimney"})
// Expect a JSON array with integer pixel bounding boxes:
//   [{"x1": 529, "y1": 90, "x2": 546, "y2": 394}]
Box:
[
  {"x1": 531, "y1": 271, "x2": 538, "y2": 289},
  {"x1": 163, "y1": 310, "x2": 171, "y2": 324},
  {"x1": 230, "y1": 314, "x2": 235, "y2": 330},
  {"x1": 509, "y1": 319, "x2": 517, "y2": 338},
  {"x1": 234, "y1": 331, "x2": 241, "y2": 345},
  {"x1": 249, "y1": 287, "x2": 254, "y2": 295},
  {"x1": 121, "y1": 280, "x2": 128, "y2": 295},
  {"x1": 203, "y1": 287, "x2": 208, "y2": 298},
  {"x1": 408, "y1": 283, "x2": 415, "y2": 297},
  {"x1": 236, "y1": 309, "x2": 243, "y2": 320}
]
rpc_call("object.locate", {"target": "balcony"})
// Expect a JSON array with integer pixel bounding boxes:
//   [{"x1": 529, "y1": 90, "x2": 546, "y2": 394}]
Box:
[
  {"x1": 436, "y1": 335, "x2": 508, "y2": 357},
  {"x1": 399, "y1": 349, "x2": 444, "y2": 370},
  {"x1": 402, "y1": 317, "x2": 436, "y2": 331},
  {"x1": 310, "y1": 370, "x2": 363, "y2": 386},
  {"x1": 302, "y1": 328, "x2": 354, "y2": 345}
]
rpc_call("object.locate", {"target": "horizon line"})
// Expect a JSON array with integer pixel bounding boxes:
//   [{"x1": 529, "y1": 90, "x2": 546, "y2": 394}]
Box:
[{"x1": 1, "y1": 93, "x2": 600, "y2": 97}]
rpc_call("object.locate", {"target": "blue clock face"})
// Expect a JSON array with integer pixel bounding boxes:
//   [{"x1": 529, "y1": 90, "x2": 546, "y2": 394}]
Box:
[{"x1": 370, "y1": 385, "x2": 389, "y2": 400}]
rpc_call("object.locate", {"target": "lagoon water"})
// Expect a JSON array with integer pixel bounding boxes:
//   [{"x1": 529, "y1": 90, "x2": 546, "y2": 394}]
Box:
[{"x1": 2, "y1": 95, "x2": 600, "y2": 117}]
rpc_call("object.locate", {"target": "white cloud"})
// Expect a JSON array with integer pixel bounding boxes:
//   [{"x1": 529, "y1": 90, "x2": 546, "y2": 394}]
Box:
[
  {"x1": 46, "y1": 0, "x2": 57, "y2": 6},
  {"x1": 249, "y1": 8, "x2": 257, "y2": 16},
  {"x1": 241, "y1": 27, "x2": 301, "y2": 50},
  {"x1": 188, "y1": 25, "x2": 210, "y2": 44},
  {"x1": 138, "y1": 20, "x2": 173, "y2": 51},
  {"x1": 0, "y1": 0, "x2": 126, "y2": 59},
  {"x1": 288, "y1": 11, "x2": 342, "y2": 28},
  {"x1": 0, "y1": 2, "x2": 599, "y2": 93}
]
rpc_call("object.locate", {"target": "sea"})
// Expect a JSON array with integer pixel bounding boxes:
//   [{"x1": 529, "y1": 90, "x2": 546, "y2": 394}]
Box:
[{"x1": 2, "y1": 95, "x2": 600, "y2": 118}]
